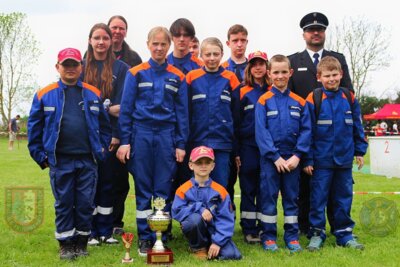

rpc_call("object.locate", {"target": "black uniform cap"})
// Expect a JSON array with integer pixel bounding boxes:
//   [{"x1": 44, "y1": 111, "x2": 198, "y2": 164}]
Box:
[{"x1": 300, "y1": 12, "x2": 329, "y2": 30}]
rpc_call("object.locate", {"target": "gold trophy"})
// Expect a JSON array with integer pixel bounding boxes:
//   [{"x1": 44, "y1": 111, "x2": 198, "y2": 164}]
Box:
[
  {"x1": 121, "y1": 232, "x2": 134, "y2": 263},
  {"x1": 147, "y1": 197, "x2": 173, "y2": 264}
]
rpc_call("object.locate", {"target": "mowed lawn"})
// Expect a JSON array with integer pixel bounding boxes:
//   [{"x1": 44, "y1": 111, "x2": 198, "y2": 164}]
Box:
[{"x1": 1, "y1": 137, "x2": 399, "y2": 267}]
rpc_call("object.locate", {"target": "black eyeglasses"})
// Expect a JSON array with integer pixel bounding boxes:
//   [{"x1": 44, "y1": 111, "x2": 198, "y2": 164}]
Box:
[
  {"x1": 60, "y1": 61, "x2": 81, "y2": 67},
  {"x1": 174, "y1": 33, "x2": 191, "y2": 38}
]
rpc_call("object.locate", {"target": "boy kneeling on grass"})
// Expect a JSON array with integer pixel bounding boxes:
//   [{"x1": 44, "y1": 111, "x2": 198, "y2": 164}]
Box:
[
  {"x1": 172, "y1": 146, "x2": 242, "y2": 260},
  {"x1": 303, "y1": 56, "x2": 368, "y2": 251}
]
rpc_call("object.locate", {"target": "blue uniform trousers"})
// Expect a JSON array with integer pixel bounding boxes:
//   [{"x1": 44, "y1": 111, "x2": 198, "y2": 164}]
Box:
[
  {"x1": 210, "y1": 150, "x2": 231, "y2": 189},
  {"x1": 181, "y1": 213, "x2": 241, "y2": 260},
  {"x1": 127, "y1": 125, "x2": 176, "y2": 241},
  {"x1": 91, "y1": 151, "x2": 114, "y2": 237},
  {"x1": 49, "y1": 154, "x2": 97, "y2": 241},
  {"x1": 309, "y1": 168, "x2": 355, "y2": 245},
  {"x1": 259, "y1": 156, "x2": 300, "y2": 243},
  {"x1": 238, "y1": 144, "x2": 261, "y2": 235}
]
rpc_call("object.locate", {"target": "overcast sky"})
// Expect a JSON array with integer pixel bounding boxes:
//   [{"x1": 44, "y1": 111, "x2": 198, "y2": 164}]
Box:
[{"x1": 1, "y1": 0, "x2": 399, "y2": 115}]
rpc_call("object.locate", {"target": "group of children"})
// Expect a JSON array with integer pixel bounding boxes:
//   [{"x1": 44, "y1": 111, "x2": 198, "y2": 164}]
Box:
[{"x1": 27, "y1": 15, "x2": 368, "y2": 261}]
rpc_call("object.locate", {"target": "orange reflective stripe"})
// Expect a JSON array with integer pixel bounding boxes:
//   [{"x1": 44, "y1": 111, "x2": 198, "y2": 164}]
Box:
[
  {"x1": 221, "y1": 61, "x2": 229, "y2": 68},
  {"x1": 37, "y1": 83, "x2": 58, "y2": 100},
  {"x1": 240, "y1": 85, "x2": 254, "y2": 100},
  {"x1": 175, "y1": 180, "x2": 193, "y2": 200},
  {"x1": 221, "y1": 70, "x2": 240, "y2": 90},
  {"x1": 129, "y1": 62, "x2": 151, "y2": 76},
  {"x1": 191, "y1": 54, "x2": 204, "y2": 66},
  {"x1": 166, "y1": 64, "x2": 185, "y2": 81},
  {"x1": 258, "y1": 91, "x2": 274, "y2": 105},
  {"x1": 306, "y1": 92, "x2": 314, "y2": 104},
  {"x1": 289, "y1": 92, "x2": 306, "y2": 106},
  {"x1": 82, "y1": 82, "x2": 101, "y2": 97},
  {"x1": 210, "y1": 181, "x2": 228, "y2": 201},
  {"x1": 186, "y1": 69, "x2": 206, "y2": 85}
]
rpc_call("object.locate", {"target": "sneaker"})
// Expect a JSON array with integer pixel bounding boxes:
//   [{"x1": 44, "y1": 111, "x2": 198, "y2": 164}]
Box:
[
  {"x1": 345, "y1": 239, "x2": 364, "y2": 250},
  {"x1": 101, "y1": 236, "x2": 119, "y2": 245},
  {"x1": 262, "y1": 240, "x2": 279, "y2": 251},
  {"x1": 244, "y1": 234, "x2": 261, "y2": 244},
  {"x1": 88, "y1": 237, "x2": 100, "y2": 246},
  {"x1": 307, "y1": 236, "x2": 323, "y2": 251},
  {"x1": 138, "y1": 240, "x2": 153, "y2": 257},
  {"x1": 113, "y1": 227, "x2": 125, "y2": 236},
  {"x1": 59, "y1": 240, "x2": 76, "y2": 260},
  {"x1": 191, "y1": 247, "x2": 208, "y2": 260},
  {"x1": 287, "y1": 240, "x2": 302, "y2": 253}
]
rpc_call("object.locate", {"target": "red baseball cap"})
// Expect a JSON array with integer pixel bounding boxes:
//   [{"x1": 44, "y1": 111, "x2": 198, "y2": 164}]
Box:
[
  {"x1": 57, "y1": 48, "x2": 82, "y2": 63},
  {"x1": 248, "y1": 51, "x2": 268, "y2": 62},
  {"x1": 190, "y1": 146, "x2": 215, "y2": 162}
]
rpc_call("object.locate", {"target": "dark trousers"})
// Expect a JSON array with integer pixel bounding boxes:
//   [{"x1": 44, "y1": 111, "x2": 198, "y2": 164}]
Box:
[{"x1": 112, "y1": 155, "x2": 129, "y2": 229}]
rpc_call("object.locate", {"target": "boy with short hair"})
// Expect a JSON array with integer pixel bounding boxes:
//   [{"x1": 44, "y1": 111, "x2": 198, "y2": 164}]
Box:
[
  {"x1": 255, "y1": 55, "x2": 311, "y2": 252},
  {"x1": 304, "y1": 56, "x2": 368, "y2": 251},
  {"x1": 172, "y1": 146, "x2": 241, "y2": 261}
]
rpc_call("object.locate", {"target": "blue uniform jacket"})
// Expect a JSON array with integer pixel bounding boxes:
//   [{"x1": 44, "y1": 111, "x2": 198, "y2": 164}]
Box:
[
  {"x1": 119, "y1": 58, "x2": 189, "y2": 149},
  {"x1": 27, "y1": 80, "x2": 112, "y2": 169},
  {"x1": 167, "y1": 52, "x2": 203, "y2": 75},
  {"x1": 305, "y1": 87, "x2": 368, "y2": 168},
  {"x1": 186, "y1": 66, "x2": 240, "y2": 150},
  {"x1": 172, "y1": 178, "x2": 235, "y2": 247},
  {"x1": 221, "y1": 58, "x2": 248, "y2": 82},
  {"x1": 255, "y1": 87, "x2": 311, "y2": 162},
  {"x1": 233, "y1": 84, "x2": 269, "y2": 154}
]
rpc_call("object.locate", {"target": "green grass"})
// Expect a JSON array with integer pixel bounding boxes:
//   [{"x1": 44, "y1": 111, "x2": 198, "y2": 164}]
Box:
[{"x1": 1, "y1": 137, "x2": 399, "y2": 266}]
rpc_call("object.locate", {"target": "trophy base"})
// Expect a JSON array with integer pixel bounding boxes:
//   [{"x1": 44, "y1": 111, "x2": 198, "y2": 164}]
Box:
[
  {"x1": 147, "y1": 248, "x2": 173, "y2": 265},
  {"x1": 122, "y1": 258, "x2": 134, "y2": 263}
]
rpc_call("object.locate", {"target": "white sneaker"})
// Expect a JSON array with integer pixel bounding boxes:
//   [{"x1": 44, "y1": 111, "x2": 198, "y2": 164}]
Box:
[
  {"x1": 88, "y1": 237, "x2": 100, "y2": 246},
  {"x1": 101, "y1": 236, "x2": 119, "y2": 244}
]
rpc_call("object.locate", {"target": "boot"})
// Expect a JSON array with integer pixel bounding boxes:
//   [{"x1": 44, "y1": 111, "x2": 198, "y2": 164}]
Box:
[
  {"x1": 75, "y1": 235, "x2": 89, "y2": 257},
  {"x1": 59, "y1": 240, "x2": 76, "y2": 260}
]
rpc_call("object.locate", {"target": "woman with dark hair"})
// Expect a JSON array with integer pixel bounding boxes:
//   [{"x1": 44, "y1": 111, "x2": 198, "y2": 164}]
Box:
[{"x1": 82, "y1": 23, "x2": 129, "y2": 246}]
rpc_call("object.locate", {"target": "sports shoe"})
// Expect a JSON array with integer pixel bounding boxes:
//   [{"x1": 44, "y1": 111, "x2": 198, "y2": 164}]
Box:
[
  {"x1": 101, "y1": 236, "x2": 119, "y2": 245},
  {"x1": 59, "y1": 240, "x2": 76, "y2": 260},
  {"x1": 191, "y1": 247, "x2": 208, "y2": 260},
  {"x1": 88, "y1": 237, "x2": 100, "y2": 246},
  {"x1": 138, "y1": 240, "x2": 153, "y2": 257},
  {"x1": 345, "y1": 239, "x2": 364, "y2": 250},
  {"x1": 262, "y1": 240, "x2": 279, "y2": 251},
  {"x1": 307, "y1": 236, "x2": 323, "y2": 251},
  {"x1": 287, "y1": 240, "x2": 302, "y2": 253},
  {"x1": 244, "y1": 234, "x2": 261, "y2": 244},
  {"x1": 113, "y1": 227, "x2": 125, "y2": 236}
]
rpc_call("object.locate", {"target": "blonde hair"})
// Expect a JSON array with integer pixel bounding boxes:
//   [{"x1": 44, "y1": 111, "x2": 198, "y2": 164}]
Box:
[
  {"x1": 268, "y1": 54, "x2": 291, "y2": 70},
  {"x1": 317, "y1": 56, "x2": 342, "y2": 75},
  {"x1": 200, "y1": 37, "x2": 223, "y2": 56},
  {"x1": 147, "y1": 26, "x2": 172, "y2": 44}
]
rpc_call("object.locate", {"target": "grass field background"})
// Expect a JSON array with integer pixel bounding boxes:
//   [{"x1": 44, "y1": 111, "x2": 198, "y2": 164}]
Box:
[{"x1": 1, "y1": 137, "x2": 399, "y2": 267}]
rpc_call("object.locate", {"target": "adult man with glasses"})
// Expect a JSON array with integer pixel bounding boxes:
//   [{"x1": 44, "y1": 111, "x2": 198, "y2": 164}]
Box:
[{"x1": 288, "y1": 12, "x2": 353, "y2": 236}]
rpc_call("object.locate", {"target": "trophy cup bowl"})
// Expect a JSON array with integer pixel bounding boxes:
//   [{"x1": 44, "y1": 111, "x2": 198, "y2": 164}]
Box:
[
  {"x1": 121, "y1": 232, "x2": 134, "y2": 263},
  {"x1": 147, "y1": 198, "x2": 174, "y2": 264}
]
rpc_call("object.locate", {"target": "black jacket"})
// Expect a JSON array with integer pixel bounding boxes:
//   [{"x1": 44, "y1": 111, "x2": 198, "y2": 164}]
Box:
[{"x1": 288, "y1": 49, "x2": 353, "y2": 99}]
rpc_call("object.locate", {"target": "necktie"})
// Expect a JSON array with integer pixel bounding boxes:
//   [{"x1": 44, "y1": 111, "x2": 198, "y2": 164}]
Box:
[{"x1": 313, "y1": 53, "x2": 320, "y2": 67}]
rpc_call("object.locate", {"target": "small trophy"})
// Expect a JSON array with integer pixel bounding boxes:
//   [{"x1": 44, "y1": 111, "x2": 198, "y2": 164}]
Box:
[
  {"x1": 147, "y1": 197, "x2": 174, "y2": 265},
  {"x1": 121, "y1": 232, "x2": 134, "y2": 263}
]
